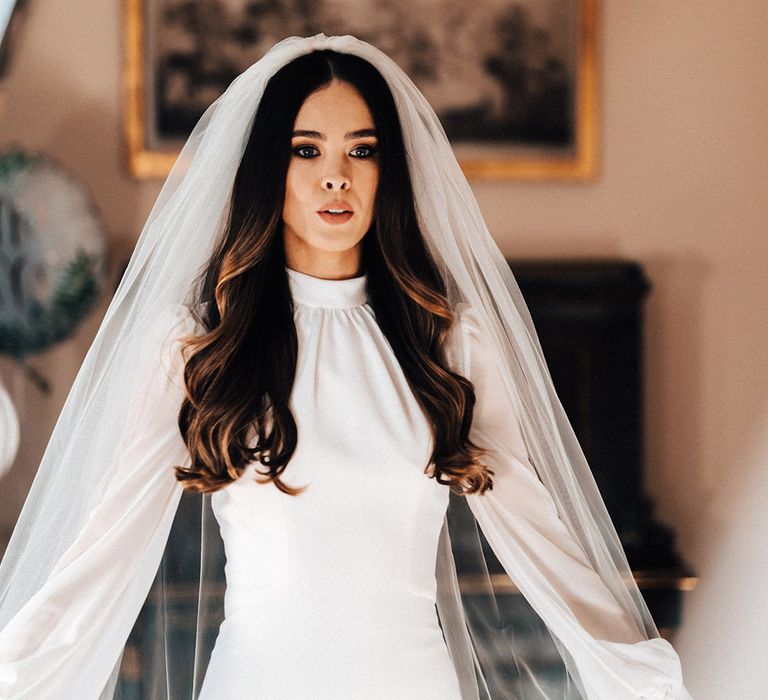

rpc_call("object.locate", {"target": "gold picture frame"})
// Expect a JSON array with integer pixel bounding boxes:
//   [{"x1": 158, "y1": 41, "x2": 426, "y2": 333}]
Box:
[{"x1": 123, "y1": 0, "x2": 599, "y2": 181}]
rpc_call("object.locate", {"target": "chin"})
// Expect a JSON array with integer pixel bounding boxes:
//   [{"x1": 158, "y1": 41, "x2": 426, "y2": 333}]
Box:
[
  {"x1": 310, "y1": 231, "x2": 368, "y2": 252},
  {"x1": 283, "y1": 221, "x2": 371, "y2": 257}
]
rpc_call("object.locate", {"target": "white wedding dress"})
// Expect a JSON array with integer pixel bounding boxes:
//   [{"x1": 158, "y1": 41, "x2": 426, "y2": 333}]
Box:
[
  {"x1": 0, "y1": 267, "x2": 690, "y2": 699},
  {"x1": 197, "y1": 268, "x2": 461, "y2": 698}
]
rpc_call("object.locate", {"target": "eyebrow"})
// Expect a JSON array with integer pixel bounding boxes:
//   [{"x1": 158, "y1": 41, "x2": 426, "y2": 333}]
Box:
[{"x1": 291, "y1": 128, "x2": 378, "y2": 140}]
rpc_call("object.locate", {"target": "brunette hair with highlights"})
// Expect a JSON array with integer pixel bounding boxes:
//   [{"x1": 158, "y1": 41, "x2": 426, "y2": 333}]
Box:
[{"x1": 173, "y1": 49, "x2": 493, "y2": 496}]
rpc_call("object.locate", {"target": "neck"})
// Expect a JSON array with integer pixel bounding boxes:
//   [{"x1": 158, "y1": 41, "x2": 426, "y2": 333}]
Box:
[{"x1": 282, "y1": 234, "x2": 363, "y2": 280}]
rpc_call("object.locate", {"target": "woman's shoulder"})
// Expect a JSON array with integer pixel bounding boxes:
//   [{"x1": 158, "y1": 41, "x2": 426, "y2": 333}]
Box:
[
  {"x1": 167, "y1": 301, "x2": 205, "y2": 326},
  {"x1": 452, "y1": 301, "x2": 483, "y2": 335},
  {"x1": 142, "y1": 302, "x2": 205, "y2": 384},
  {"x1": 445, "y1": 302, "x2": 485, "y2": 376},
  {"x1": 152, "y1": 301, "x2": 208, "y2": 339}
]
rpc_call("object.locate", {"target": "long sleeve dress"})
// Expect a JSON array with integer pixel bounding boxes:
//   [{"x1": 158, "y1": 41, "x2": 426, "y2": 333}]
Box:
[{"x1": 0, "y1": 266, "x2": 691, "y2": 699}]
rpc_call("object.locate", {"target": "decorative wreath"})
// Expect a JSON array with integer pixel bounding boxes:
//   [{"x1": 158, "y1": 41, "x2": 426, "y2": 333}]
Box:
[{"x1": 0, "y1": 148, "x2": 108, "y2": 360}]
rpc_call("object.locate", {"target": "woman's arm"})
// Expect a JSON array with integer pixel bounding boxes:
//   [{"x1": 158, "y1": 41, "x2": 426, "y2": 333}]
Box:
[
  {"x1": 0, "y1": 304, "x2": 196, "y2": 699},
  {"x1": 452, "y1": 303, "x2": 692, "y2": 700}
]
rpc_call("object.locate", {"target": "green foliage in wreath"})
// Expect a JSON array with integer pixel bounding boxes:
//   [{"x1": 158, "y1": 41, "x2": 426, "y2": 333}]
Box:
[
  {"x1": 0, "y1": 147, "x2": 109, "y2": 361},
  {"x1": 0, "y1": 249, "x2": 101, "y2": 359}
]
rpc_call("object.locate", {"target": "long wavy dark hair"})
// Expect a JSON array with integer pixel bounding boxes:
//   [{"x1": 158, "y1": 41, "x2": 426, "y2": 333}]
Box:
[{"x1": 173, "y1": 49, "x2": 493, "y2": 496}]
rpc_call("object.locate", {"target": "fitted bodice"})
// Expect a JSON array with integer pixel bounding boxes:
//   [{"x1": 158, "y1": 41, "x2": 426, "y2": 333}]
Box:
[{"x1": 201, "y1": 266, "x2": 460, "y2": 698}]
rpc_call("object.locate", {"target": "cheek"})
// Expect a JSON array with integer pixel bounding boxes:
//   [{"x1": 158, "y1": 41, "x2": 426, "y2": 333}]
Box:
[
  {"x1": 362, "y1": 169, "x2": 380, "y2": 212},
  {"x1": 282, "y1": 171, "x2": 303, "y2": 222}
]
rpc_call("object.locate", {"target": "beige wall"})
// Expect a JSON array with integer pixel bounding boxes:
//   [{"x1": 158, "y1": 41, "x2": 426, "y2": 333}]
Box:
[{"x1": 1, "y1": 2, "x2": 767, "y2": 697}]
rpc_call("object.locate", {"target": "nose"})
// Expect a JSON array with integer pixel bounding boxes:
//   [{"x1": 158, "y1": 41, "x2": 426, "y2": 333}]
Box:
[
  {"x1": 322, "y1": 157, "x2": 350, "y2": 190},
  {"x1": 323, "y1": 174, "x2": 348, "y2": 190}
]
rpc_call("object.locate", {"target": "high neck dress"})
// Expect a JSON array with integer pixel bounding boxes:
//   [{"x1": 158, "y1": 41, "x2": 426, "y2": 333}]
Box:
[{"x1": 197, "y1": 267, "x2": 462, "y2": 698}]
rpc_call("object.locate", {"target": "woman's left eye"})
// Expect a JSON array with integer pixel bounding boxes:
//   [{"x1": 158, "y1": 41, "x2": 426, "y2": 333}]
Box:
[{"x1": 351, "y1": 144, "x2": 378, "y2": 158}]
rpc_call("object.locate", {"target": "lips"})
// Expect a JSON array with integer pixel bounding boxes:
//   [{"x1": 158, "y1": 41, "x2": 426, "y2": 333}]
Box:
[
  {"x1": 317, "y1": 201, "x2": 354, "y2": 214},
  {"x1": 317, "y1": 210, "x2": 354, "y2": 224}
]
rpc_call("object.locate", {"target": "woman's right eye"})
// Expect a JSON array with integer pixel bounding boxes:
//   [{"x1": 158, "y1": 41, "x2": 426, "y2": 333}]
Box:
[{"x1": 293, "y1": 145, "x2": 318, "y2": 158}]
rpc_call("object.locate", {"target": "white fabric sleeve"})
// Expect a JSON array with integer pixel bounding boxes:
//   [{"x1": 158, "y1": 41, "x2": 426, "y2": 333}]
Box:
[
  {"x1": 0, "y1": 304, "x2": 195, "y2": 699},
  {"x1": 454, "y1": 304, "x2": 693, "y2": 700}
]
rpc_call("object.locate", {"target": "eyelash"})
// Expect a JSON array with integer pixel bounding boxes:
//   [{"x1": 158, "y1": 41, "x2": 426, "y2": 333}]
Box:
[{"x1": 292, "y1": 144, "x2": 379, "y2": 159}]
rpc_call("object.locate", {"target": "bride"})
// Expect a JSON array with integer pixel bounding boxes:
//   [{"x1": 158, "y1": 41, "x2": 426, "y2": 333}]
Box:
[{"x1": 0, "y1": 34, "x2": 692, "y2": 699}]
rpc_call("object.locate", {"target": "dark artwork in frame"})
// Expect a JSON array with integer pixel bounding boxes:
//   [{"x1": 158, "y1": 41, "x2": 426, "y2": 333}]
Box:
[{"x1": 125, "y1": 0, "x2": 598, "y2": 180}]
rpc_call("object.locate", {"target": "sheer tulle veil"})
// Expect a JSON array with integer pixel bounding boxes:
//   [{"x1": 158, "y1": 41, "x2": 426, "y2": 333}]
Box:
[{"x1": 0, "y1": 33, "x2": 689, "y2": 699}]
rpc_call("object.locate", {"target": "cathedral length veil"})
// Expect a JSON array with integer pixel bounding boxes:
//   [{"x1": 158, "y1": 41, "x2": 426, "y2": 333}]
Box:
[{"x1": 0, "y1": 34, "x2": 690, "y2": 699}]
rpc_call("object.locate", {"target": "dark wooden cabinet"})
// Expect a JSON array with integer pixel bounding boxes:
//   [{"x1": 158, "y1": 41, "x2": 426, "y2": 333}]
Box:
[{"x1": 505, "y1": 260, "x2": 689, "y2": 570}]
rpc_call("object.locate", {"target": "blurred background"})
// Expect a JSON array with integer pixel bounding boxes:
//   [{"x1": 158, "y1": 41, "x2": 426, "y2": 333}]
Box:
[{"x1": 0, "y1": 2, "x2": 766, "y2": 698}]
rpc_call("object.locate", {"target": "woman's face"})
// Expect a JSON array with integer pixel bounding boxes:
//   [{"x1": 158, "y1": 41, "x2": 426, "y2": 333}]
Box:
[{"x1": 282, "y1": 79, "x2": 380, "y2": 278}]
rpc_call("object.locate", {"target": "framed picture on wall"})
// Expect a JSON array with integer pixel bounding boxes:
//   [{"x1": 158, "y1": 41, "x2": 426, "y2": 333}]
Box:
[{"x1": 123, "y1": 0, "x2": 598, "y2": 181}]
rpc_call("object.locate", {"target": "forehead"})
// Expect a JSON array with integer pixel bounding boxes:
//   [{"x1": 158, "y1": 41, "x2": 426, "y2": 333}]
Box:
[{"x1": 294, "y1": 80, "x2": 375, "y2": 130}]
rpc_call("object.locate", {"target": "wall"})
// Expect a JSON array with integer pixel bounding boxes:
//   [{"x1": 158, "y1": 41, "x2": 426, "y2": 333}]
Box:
[{"x1": 1, "y1": 2, "x2": 766, "y2": 697}]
